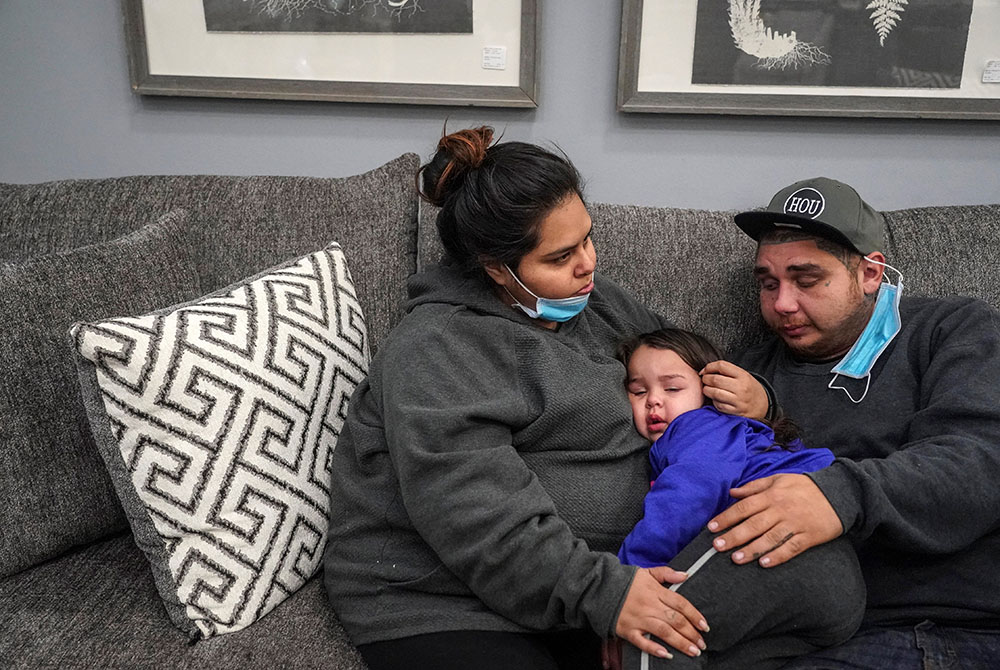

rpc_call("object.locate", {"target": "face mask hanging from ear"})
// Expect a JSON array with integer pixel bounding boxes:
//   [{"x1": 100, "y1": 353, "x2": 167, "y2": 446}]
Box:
[
  {"x1": 828, "y1": 258, "x2": 904, "y2": 403},
  {"x1": 502, "y1": 264, "x2": 590, "y2": 323}
]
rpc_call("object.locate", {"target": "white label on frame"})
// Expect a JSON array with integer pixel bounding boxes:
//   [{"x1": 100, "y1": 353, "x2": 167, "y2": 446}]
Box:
[
  {"x1": 482, "y1": 46, "x2": 507, "y2": 70},
  {"x1": 984, "y1": 60, "x2": 1000, "y2": 83}
]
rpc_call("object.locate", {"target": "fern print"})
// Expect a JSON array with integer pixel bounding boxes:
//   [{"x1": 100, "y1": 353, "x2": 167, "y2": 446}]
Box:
[{"x1": 866, "y1": 0, "x2": 908, "y2": 47}]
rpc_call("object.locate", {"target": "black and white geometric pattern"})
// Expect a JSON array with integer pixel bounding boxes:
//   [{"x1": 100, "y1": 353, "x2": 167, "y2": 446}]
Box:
[{"x1": 72, "y1": 243, "x2": 368, "y2": 638}]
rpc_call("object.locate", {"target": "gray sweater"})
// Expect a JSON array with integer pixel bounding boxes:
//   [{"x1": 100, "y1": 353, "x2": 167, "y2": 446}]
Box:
[
  {"x1": 324, "y1": 264, "x2": 668, "y2": 645},
  {"x1": 736, "y1": 296, "x2": 1000, "y2": 628}
]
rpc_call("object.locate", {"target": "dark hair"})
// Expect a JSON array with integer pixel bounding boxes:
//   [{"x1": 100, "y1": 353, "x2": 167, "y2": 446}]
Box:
[
  {"x1": 417, "y1": 126, "x2": 584, "y2": 276},
  {"x1": 617, "y1": 328, "x2": 802, "y2": 449},
  {"x1": 617, "y1": 328, "x2": 723, "y2": 376},
  {"x1": 758, "y1": 228, "x2": 861, "y2": 272}
]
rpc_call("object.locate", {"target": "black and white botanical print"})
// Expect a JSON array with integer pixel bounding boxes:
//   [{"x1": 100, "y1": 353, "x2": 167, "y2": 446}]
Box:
[
  {"x1": 204, "y1": 0, "x2": 473, "y2": 34},
  {"x1": 867, "y1": 0, "x2": 908, "y2": 46},
  {"x1": 727, "y1": 0, "x2": 831, "y2": 71},
  {"x1": 691, "y1": 0, "x2": 973, "y2": 89}
]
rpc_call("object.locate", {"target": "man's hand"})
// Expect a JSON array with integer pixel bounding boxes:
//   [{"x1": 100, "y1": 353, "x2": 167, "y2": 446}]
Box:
[
  {"x1": 700, "y1": 360, "x2": 768, "y2": 420},
  {"x1": 615, "y1": 566, "x2": 709, "y2": 660},
  {"x1": 707, "y1": 474, "x2": 843, "y2": 567}
]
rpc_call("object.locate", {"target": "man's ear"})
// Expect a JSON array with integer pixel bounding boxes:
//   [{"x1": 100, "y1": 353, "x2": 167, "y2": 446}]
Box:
[{"x1": 860, "y1": 251, "x2": 886, "y2": 295}]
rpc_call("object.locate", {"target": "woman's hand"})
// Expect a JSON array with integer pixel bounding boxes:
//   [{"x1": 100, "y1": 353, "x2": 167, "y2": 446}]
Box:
[
  {"x1": 700, "y1": 360, "x2": 768, "y2": 420},
  {"x1": 614, "y1": 567, "x2": 709, "y2": 660}
]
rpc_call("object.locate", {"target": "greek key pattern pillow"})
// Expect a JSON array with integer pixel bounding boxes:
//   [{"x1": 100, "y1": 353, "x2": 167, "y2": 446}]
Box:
[{"x1": 71, "y1": 243, "x2": 369, "y2": 638}]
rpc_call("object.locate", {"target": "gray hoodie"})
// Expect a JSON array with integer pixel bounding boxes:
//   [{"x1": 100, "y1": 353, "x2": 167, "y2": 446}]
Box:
[{"x1": 324, "y1": 262, "x2": 668, "y2": 645}]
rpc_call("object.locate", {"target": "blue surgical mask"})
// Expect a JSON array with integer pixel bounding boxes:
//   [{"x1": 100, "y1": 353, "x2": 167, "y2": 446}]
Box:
[
  {"x1": 503, "y1": 264, "x2": 591, "y2": 323},
  {"x1": 828, "y1": 258, "x2": 904, "y2": 403}
]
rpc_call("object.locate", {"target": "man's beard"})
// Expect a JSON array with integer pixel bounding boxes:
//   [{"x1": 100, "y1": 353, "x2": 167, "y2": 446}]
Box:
[{"x1": 780, "y1": 293, "x2": 876, "y2": 362}]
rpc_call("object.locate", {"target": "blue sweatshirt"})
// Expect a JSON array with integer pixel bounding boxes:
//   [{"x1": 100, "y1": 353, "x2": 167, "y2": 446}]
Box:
[{"x1": 618, "y1": 406, "x2": 834, "y2": 567}]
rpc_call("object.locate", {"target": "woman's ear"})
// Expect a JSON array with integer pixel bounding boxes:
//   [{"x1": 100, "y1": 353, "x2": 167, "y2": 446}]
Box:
[
  {"x1": 481, "y1": 258, "x2": 508, "y2": 287},
  {"x1": 860, "y1": 251, "x2": 887, "y2": 295}
]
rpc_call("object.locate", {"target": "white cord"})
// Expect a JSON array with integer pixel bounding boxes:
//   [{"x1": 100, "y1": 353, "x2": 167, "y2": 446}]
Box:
[{"x1": 639, "y1": 547, "x2": 718, "y2": 667}]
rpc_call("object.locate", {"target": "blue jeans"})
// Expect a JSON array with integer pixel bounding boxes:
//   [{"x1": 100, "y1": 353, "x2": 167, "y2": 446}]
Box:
[{"x1": 781, "y1": 620, "x2": 1000, "y2": 670}]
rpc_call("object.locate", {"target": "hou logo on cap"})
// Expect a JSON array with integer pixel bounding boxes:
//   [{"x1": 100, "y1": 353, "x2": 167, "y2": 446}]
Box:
[{"x1": 783, "y1": 188, "x2": 825, "y2": 219}]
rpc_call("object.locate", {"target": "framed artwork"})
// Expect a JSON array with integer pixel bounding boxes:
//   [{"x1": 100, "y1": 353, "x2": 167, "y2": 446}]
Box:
[
  {"x1": 618, "y1": 0, "x2": 1000, "y2": 119},
  {"x1": 123, "y1": 0, "x2": 538, "y2": 108}
]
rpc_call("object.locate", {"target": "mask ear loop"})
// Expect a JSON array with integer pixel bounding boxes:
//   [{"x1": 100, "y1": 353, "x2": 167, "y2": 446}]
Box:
[
  {"x1": 864, "y1": 256, "x2": 904, "y2": 288},
  {"x1": 830, "y1": 256, "x2": 899, "y2": 405},
  {"x1": 828, "y1": 373, "x2": 871, "y2": 404}
]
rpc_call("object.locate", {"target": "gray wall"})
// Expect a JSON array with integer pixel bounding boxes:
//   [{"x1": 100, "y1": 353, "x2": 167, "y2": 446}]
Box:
[{"x1": 2, "y1": 1, "x2": 998, "y2": 210}]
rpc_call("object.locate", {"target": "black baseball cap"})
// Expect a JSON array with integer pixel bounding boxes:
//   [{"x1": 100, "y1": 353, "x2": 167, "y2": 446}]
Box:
[{"x1": 734, "y1": 177, "x2": 885, "y2": 255}]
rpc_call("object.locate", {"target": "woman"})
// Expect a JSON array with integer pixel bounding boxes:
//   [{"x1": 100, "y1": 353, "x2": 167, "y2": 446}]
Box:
[{"x1": 324, "y1": 127, "x2": 863, "y2": 670}]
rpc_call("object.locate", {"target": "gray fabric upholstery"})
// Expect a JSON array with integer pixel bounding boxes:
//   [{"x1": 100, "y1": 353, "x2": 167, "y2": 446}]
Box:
[
  {"x1": 0, "y1": 153, "x2": 420, "y2": 353},
  {"x1": 0, "y1": 211, "x2": 202, "y2": 578},
  {"x1": 0, "y1": 534, "x2": 366, "y2": 670},
  {"x1": 418, "y1": 201, "x2": 1000, "y2": 352},
  {"x1": 882, "y1": 205, "x2": 1000, "y2": 309},
  {"x1": 588, "y1": 203, "x2": 765, "y2": 354}
]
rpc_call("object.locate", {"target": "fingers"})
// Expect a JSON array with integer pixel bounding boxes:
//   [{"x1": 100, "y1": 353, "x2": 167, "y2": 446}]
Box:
[
  {"x1": 629, "y1": 604, "x2": 707, "y2": 659},
  {"x1": 729, "y1": 523, "x2": 798, "y2": 566},
  {"x1": 736, "y1": 530, "x2": 811, "y2": 568},
  {"x1": 701, "y1": 361, "x2": 768, "y2": 419},
  {"x1": 699, "y1": 359, "x2": 738, "y2": 377},
  {"x1": 625, "y1": 631, "x2": 674, "y2": 660},
  {"x1": 700, "y1": 372, "x2": 739, "y2": 397},
  {"x1": 636, "y1": 569, "x2": 710, "y2": 634},
  {"x1": 730, "y1": 476, "x2": 774, "y2": 499},
  {"x1": 707, "y1": 477, "x2": 775, "y2": 531},
  {"x1": 702, "y1": 380, "x2": 742, "y2": 416},
  {"x1": 700, "y1": 382, "x2": 736, "y2": 407},
  {"x1": 710, "y1": 508, "x2": 774, "y2": 556},
  {"x1": 706, "y1": 474, "x2": 842, "y2": 567},
  {"x1": 709, "y1": 508, "x2": 802, "y2": 567},
  {"x1": 645, "y1": 565, "x2": 689, "y2": 585},
  {"x1": 615, "y1": 569, "x2": 709, "y2": 659},
  {"x1": 659, "y1": 588, "x2": 709, "y2": 637}
]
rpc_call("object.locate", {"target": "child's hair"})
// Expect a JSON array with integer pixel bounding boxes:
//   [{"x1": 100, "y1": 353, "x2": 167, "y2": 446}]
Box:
[{"x1": 617, "y1": 328, "x2": 801, "y2": 449}]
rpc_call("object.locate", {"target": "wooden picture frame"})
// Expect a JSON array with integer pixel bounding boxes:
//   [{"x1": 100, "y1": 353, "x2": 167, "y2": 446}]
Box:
[
  {"x1": 123, "y1": 0, "x2": 539, "y2": 108},
  {"x1": 618, "y1": 0, "x2": 1000, "y2": 119}
]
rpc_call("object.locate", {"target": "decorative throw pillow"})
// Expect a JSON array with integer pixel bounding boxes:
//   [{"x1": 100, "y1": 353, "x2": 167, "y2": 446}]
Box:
[
  {"x1": 0, "y1": 209, "x2": 201, "y2": 578},
  {"x1": 71, "y1": 242, "x2": 369, "y2": 639}
]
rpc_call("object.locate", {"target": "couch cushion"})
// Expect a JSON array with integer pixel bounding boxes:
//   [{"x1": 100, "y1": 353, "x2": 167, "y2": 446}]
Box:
[
  {"x1": 588, "y1": 202, "x2": 765, "y2": 354},
  {"x1": 882, "y1": 204, "x2": 1000, "y2": 309},
  {"x1": 0, "y1": 534, "x2": 366, "y2": 669},
  {"x1": 71, "y1": 243, "x2": 369, "y2": 638},
  {"x1": 0, "y1": 153, "x2": 421, "y2": 352},
  {"x1": 0, "y1": 210, "x2": 202, "y2": 578}
]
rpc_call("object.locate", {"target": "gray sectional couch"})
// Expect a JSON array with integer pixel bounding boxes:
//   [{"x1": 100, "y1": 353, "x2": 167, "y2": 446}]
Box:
[{"x1": 1, "y1": 152, "x2": 998, "y2": 668}]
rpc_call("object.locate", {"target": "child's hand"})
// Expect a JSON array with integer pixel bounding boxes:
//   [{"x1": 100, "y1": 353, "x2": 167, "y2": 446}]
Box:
[
  {"x1": 614, "y1": 567, "x2": 708, "y2": 660},
  {"x1": 700, "y1": 360, "x2": 768, "y2": 419}
]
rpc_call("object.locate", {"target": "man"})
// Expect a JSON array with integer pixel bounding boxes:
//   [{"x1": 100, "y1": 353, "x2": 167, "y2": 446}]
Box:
[{"x1": 704, "y1": 177, "x2": 1000, "y2": 668}]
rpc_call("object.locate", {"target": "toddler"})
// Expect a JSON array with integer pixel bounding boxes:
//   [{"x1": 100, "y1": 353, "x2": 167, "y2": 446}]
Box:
[{"x1": 617, "y1": 328, "x2": 835, "y2": 567}]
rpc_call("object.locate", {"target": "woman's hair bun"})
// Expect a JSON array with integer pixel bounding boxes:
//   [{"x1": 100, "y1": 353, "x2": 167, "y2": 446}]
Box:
[{"x1": 418, "y1": 126, "x2": 496, "y2": 206}]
